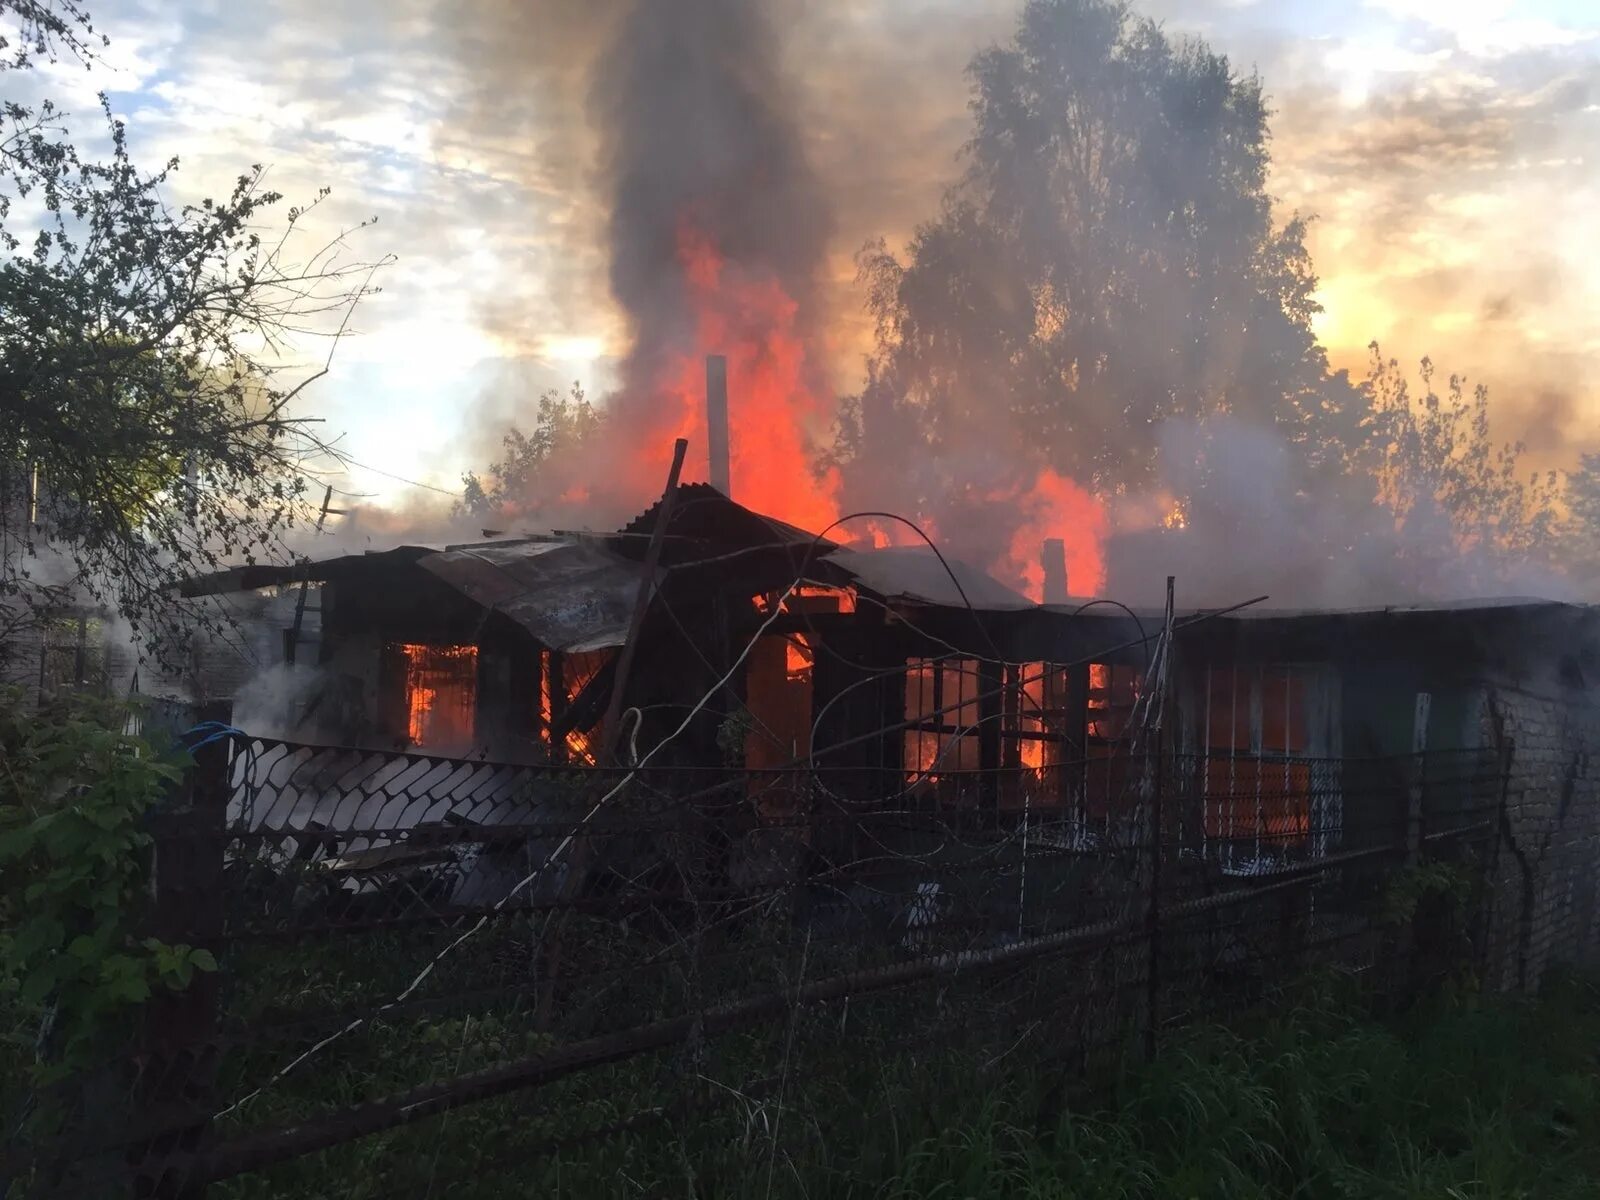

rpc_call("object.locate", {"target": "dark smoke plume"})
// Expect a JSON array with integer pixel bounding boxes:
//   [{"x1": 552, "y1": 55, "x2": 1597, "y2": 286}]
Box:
[
  {"x1": 594, "y1": 0, "x2": 833, "y2": 411},
  {"x1": 448, "y1": 0, "x2": 837, "y2": 526}
]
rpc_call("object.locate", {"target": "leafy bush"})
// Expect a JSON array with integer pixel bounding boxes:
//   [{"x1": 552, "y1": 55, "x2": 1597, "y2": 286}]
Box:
[{"x1": 0, "y1": 688, "x2": 214, "y2": 1085}]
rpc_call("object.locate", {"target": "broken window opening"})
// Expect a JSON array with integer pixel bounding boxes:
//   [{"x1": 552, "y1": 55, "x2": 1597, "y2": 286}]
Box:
[
  {"x1": 537, "y1": 648, "x2": 614, "y2": 765},
  {"x1": 1200, "y1": 663, "x2": 1317, "y2": 867},
  {"x1": 999, "y1": 663, "x2": 1074, "y2": 811},
  {"x1": 745, "y1": 633, "x2": 815, "y2": 824},
  {"x1": 36, "y1": 614, "x2": 109, "y2": 700},
  {"x1": 904, "y1": 657, "x2": 983, "y2": 801},
  {"x1": 1078, "y1": 662, "x2": 1144, "y2": 827},
  {"x1": 395, "y1": 643, "x2": 477, "y2": 755}
]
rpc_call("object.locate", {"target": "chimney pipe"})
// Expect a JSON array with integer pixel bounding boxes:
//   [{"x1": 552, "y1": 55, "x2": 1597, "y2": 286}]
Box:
[
  {"x1": 1041, "y1": 538, "x2": 1068, "y2": 605},
  {"x1": 705, "y1": 355, "x2": 730, "y2": 497}
]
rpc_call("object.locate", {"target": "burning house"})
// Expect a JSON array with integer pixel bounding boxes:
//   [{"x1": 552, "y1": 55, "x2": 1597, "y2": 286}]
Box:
[
  {"x1": 173, "y1": 341, "x2": 1600, "y2": 985},
  {"x1": 183, "y1": 481, "x2": 1600, "y2": 861}
]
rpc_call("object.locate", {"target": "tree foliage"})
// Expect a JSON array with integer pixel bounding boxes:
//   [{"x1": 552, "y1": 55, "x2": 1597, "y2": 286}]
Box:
[
  {"x1": 827, "y1": 0, "x2": 1569, "y2": 600},
  {"x1": 462, "y1": 383, "x2": 604, "y2": 521},
  {"x1": 1564, "y1": 453, "x2": 1600, "y2": 588},
  {"x1": 831, "y1": 0, "x2": 1361, "y2": 515},
  {"x1": 0, "y1": 0, "x2": 388, "y2": 659},
  {"x1": 1362, "y1": 346, "x2": 1562, "y2": 592}
]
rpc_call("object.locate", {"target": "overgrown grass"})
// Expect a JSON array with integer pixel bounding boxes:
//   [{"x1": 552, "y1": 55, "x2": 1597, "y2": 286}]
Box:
[
  {"x1": 858, "y1": 970, "x2": 1600, "y2": 1200},
  {"x1": 208, "y1": 967, "x2": 1600, "y2": 1198}
]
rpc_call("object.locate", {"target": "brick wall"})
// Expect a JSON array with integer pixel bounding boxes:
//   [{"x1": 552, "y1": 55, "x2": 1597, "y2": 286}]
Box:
[{"x1": 1478, "y1": 674, "x2": 1600, "y2": 992}]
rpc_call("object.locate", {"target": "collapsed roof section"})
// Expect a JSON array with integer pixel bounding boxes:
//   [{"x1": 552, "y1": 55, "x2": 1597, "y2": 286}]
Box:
[
  {"x1": 826, "y1": 546, "x2": 1034, "y2": 612},
  {"x1": 175, "y1": 486, "x2": 1045, "y2": 654},
  {"x1": 177, "y1": 486, "x2": 1596, "y2": 658},
  {"x1": 417, "y1": 540, "x2": 648, "y2": 654},
  {"x1": 179, "y1": 539, "x2": 649, "y2": 654}
]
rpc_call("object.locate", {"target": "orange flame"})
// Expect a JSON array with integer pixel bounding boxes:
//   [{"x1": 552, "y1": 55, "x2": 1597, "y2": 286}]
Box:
[
  {"x1": 537, "y1": 648, "x2": 607, "y2": 764},
  {"x1": 1000, "y1": 468, "x2": 1108, "y2": 602},
  {"x1": 648, "y1": 219, "x2": 840, "y2": 533},
  {"x1": 565, "y1": 727, "x2": 595, "y2": 765},
  {"x1": 786, "y1": 633, "x2": 814, "y2": 680},
  {"x1": 398, "y1": 644, "x2": 477, "y2": 751}
]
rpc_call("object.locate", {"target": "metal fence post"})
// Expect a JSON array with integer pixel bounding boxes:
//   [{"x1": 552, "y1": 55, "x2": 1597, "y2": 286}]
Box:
[
  {"x1": 1144, "y1": 577, "x2": 1174, "y2": 1060},
  {"x1": 131, "y1": 713, "x2": 230, "y2": 1198},
  {"x1": 1406, "y1": 692, "x2": 1431, "y2": 865}
]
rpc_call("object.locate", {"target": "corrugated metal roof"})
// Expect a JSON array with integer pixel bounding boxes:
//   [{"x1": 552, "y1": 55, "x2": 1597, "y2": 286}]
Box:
[
  {"x1": 178, "y1": 546, "x2": 442, "y2": 597},
  {"x1": 1040, "y1": 596, "x2": 1594, "y2": 623},
  {"x1": 417, "y1": 539, "x2": 648, "y2": 652},
  {"x1": 824, "y1": 546, "x2": 1035, "y2": 611}
]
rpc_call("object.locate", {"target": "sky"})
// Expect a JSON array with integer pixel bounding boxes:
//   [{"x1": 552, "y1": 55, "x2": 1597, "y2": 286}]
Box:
[{"x1": 28, "y1": 0, "x2": 1600, "y2": 512}]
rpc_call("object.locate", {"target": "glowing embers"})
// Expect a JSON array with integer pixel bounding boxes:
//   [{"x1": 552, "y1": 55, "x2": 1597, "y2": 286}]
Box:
[
  {"x1": 395, "y1": 643, "x2": 478, "y2": 754},
  {"x1": 538, "y1": 648, "x2": 613, "y2": 764}
]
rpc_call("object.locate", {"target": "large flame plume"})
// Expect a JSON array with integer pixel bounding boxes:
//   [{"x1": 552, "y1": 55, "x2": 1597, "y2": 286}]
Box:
[
  {"x1": 481, "y1": 0, "x2": 1109, "y2": 597},
  {"x1": 641, "y1": 220, "x2": 840, "y2": 535}
]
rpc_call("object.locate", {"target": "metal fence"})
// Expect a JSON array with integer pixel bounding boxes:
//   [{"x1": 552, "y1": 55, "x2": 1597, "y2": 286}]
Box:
[{"x1": 4, "y1": 736, "x2": 1512, "y2": 1198}]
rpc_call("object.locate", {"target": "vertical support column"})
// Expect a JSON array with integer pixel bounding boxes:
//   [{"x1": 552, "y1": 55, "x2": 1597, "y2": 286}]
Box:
[
  {"x1": 1001, "y1": 664, "x2": 1021, "y2": 769},
  {"x1": 1064, "y1": 662, "x2": 1088, "y2": 822},
  {"x1": 548, "y1": 651, "x2": 568, "y2": 765},
  {"x1": 133, "y1": 707, "x2": 230, "y2": 1198},
  {"x1": 1144, "y1": 577, "x2": 1174, "y2": 1061},
  {"x1": 978, "y1": 658, "x2": 1003, "y2": 821},
  {"x1": 1408, "y1": 691, "x2": 1432, "y2": 864}
]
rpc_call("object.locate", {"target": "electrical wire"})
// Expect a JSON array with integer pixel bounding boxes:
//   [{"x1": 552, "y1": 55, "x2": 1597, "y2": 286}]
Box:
[
  {"x1": 326, "y1": 458, "x2": 460, "y2": 498},
  {"x1": 215, "y1": 540, "x2": 827, "y2": 1119}
]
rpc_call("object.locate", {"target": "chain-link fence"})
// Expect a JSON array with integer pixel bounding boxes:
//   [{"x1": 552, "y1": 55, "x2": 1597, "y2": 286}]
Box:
[{"x1": 2, "y1": 736, "x2": 1517, "y2": 1197}]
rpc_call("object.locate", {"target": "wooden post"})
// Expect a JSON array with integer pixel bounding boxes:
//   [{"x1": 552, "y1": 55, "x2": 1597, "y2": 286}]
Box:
[
  {"x1": 1144, "y1": 577, "x2": 1174, "y2": 1060},
  {"x1": 131, "y1": 706, "x2": 231, "y2": 1198},
  {"x1": 536, "y1": 441, "x2": 688, "y2": 1031},
  {"x1": 286, "y1": 484, "x2": 334, "y2": 667},
  {"x1": 1063, "y1": 662, "x2": 1088, "y2": 819},
  {"x1": 978, "y1": 659, "x2": 1003, "y2": 822},
  {"x1": 1407, "y1": 692, "x2": 1431, "y2": 864}
]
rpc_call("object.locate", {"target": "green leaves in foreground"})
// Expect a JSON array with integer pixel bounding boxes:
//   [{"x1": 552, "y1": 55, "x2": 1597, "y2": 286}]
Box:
[{"x1": 0, "y1": 688, "x2": 215, "y2": 1078}]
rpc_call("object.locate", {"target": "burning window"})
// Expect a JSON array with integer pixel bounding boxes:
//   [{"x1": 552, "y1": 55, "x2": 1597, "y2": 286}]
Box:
[
  {"x1": 537, "y1": 648, "x2": 615, "y2": 764},
  {"x1": 395, "y1": 643, "x2": 477, "y2": 754},
  {"x1": 999, "y1": 663, "x2": 1072, "y2": 808},
  {"x1": 745, "y1": 633, "x2": 814, "y2": 774},
  {"x1": 1087, "y1": 663, "x2": 1141, "y2": 742},
  {"x1": 904, "y1": 658, "x2": 982, "y2": 782},
  {"x1": 1200, "y1": 664, "x2": 1317, "y2": 858},
  {"x1": 1077, "y1": 662, "x2": 1145, "y2": 822}
]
